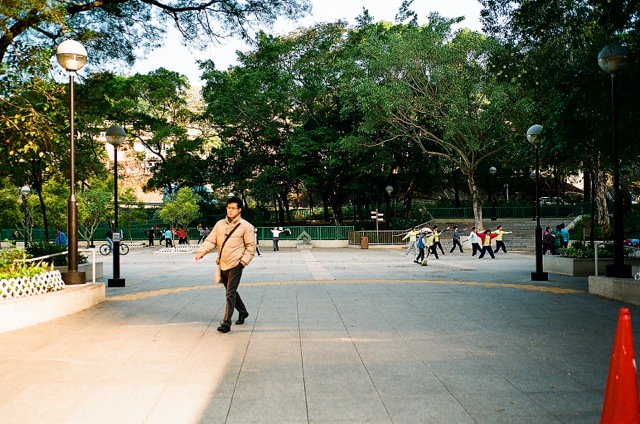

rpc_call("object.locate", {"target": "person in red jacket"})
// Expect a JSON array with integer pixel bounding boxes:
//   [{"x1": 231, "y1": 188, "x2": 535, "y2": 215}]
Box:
[{"x1": 475, "y1": 229, "x2": 499, "y2": 259}]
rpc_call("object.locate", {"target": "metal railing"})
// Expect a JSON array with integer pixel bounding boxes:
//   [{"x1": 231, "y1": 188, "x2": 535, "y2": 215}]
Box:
[
  {"x1": 349, "y1": 230, "x2": 409, "y2": 246},
  {"x1": 15, "y1": 248, "x2": 98, "y2": 284}
]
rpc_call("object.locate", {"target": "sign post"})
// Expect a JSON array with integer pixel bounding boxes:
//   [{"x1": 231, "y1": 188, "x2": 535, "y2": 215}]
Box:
[{"x1": 371, "y1": 209, "x2": 384, "y2": 241}]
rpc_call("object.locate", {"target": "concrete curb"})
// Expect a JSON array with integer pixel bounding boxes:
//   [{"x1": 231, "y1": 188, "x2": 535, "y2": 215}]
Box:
[{"x1": 0, "y1": 283, "x2": 105, "y2": 333}]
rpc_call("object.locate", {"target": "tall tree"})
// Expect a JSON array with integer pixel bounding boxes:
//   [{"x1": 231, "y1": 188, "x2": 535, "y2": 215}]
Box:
[
  {"x1": 479, "y1": 0, "x2": 640, "y2": 224},
  {"x1": 1, "y1": 0, "x2": 311, "y2": 66},
  {"x1": 349, "y1": 17, "x2": 530, "y2": 228}
]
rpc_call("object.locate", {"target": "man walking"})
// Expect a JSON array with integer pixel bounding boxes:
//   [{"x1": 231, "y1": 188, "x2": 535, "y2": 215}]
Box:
[{"x1": 195, "y1": 196, "x2": 256, "y2": 333}]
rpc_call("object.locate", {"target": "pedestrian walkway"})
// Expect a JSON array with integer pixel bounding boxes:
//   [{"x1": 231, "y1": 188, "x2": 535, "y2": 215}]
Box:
[{"x1": 0, "y1": 247, "x2": 636, "y2": 423}]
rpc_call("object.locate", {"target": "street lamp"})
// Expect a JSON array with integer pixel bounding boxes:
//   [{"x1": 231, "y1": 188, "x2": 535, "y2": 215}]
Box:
[
  {"x1": 105, "y1": 125, "x2": 126, "y2": 288},
  {"x1": 528, "y1": 124, "x2": 548, "y2": 281},
  {"x1": 385, "y1": 185, "x2": 393, "y2": 224},
  {"x1": 489, "y1": 166, "x2": 497, "y2": 221},
  {"x1": 20, "y1": 186, "x2": 31, "y2": 246},
  {"x1": 56, "y1": 39, "x2": 87, "y2": 285},
  {"x1": 598, "y1": 44, "x2": 632, "y2": 279}
]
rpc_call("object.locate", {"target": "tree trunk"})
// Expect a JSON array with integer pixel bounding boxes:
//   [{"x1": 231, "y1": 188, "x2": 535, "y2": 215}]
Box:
[
  {"x1": 453, "y1": 168, "x2": 462, "y2": 207},
  {"x1": 322, "y1": 193, "x2": 330, "y2": 222},
  {"x1": 465, "y1": 173, "x2": 483, "y2": 229},
  {"x1": 595, "y1": 168, "x2": 609, "y2": 225},
  {"x1": 37, "y1": 190, "x2": 49, "y2": 242}
]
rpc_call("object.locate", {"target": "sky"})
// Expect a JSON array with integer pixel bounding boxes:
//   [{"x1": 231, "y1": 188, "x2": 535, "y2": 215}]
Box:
[{"x1": 130, "y1": 0, "x2": 483, "y2": 85}]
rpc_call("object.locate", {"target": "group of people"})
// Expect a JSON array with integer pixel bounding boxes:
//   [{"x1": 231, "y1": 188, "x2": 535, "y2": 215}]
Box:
[
  {"x1": 404, "y1": 224, "x2": 513, "y2": 262},
  {"x1": 145, "y1": 226, "x2": 210, "y2": 248},
  {"x1": 542, "y1": 223, "x2": 569, "y2": 255}
]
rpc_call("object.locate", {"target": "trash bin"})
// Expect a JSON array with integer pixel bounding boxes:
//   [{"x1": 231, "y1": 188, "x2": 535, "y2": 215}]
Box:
[{"x1": 360, "y1": 236, "x2": 368, "y2": 249}]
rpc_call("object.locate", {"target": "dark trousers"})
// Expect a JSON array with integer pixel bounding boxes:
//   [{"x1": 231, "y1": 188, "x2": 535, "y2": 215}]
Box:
[
  {"x1": 471, "y1": 243, "x2": 481, "y2": 256},
  {"x1": 434, "y1": 241, "x2": 445, "y2": 254},
  {"x1": 416, "y1": 247, "x2": 425, "y2": 262},
  {"x1": 495, "y1": 240, "x2": 507, "y2": 253},
  {"x1": 479, "y1": 246, "x2": 495, "y2": 259},
  {"x1": 221, "y1": 264, "x2": 247, "y2": 325},
  {"x1": 450, "y1": 239, "x2": 464, "y2": 253},
  {"x1": 427, "y1": 245, "x2": 439, "y2": 259},
  {"x1": 148, "y1": 237, "x2": 154, "y2": 246},
  {"x1": 273, "y1": 238, "x2": 279, "y2": 251}
]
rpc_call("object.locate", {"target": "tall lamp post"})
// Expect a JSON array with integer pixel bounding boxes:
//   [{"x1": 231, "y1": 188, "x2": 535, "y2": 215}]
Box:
[
  {"x1": 385, "y1": 185, "x2": 393, "y2": 225},
  {"x1": 489, "y1": 166, "x2": 497, "y2": 221},
  {"x1": 598, "y1": 44, "x2": 632, "y2": 279},
  {"x1": 106, "y1": 125, "x2": 127, "y2": 288},
  {"x1": 20, "y1": 186, "x2": 31, "y2": 246},
  {"x1": 528, "y1": 124, "x2": 548, "y2": 281},
  {"x1": 56, "y1": 39, "x2": 87, "y2": 285}
]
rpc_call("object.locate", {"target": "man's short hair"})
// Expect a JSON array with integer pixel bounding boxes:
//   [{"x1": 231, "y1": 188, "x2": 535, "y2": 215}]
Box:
[{"x1": 227, "y1": 196, "x2": 242, "y2": 209}]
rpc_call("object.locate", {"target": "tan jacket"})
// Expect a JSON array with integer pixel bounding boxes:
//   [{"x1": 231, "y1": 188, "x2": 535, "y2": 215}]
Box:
[{"x1": 196, "y1": 215, "x2": 255, "y2": 271}]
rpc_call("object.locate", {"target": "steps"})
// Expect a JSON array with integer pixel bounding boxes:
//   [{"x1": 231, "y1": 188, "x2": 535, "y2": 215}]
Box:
[{"x1": 434, "y1": 217, "x2": 575, "y2": 252}]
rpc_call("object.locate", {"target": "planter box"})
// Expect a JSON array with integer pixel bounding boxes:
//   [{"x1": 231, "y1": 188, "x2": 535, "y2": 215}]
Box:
[
  {"x1": 545, "y1": 255, "x2": 640, "y2": 277},
  {"x1": 55, "y1": 262, "x2": 103, "y2": 281},
  {"x1": 589, "y1": 276, "x2": 640, "y2": 305}
]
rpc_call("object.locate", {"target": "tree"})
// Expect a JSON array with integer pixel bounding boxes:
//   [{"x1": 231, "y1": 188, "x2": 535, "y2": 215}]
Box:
[
  {"x1": 1, "y1": 0, "x2": 312, "y2": 66},
  {"x1": 0, "y1": 178, "x2": 22, "y2": 232},
  {"x1": 200, "y1": 34, "x2": 301, "y2": 220},
  {"x1": 348, "y1": 18, "x2": 529, "y2": 228},
  {"x1": 28, "y1": 178, "x2": 69, "y2": 235},
  {"x1": 77, "y1": 183, "x2": 113, "y2": 247},
  {"x1": 157, "y1": 187, "x2": 201, "y2": 230},
  {"x1": 479, "y1": 0, "x2": 640, "y2": 225},
  {"x1": 119, "y1": 187, "x2": 147, "y2": 241}
]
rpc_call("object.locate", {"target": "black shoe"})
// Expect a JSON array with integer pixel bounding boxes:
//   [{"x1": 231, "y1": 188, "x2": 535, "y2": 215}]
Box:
[
  {"x1": 236, "y1": 312, "x2": 249, "y2": 325},
  {"x1": 217, "y1": 324, "x2": 231, "y2": 333}
]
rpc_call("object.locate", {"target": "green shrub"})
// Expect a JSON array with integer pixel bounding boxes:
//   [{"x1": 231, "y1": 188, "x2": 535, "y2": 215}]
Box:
[
  {"x1": 559, "y1": 240, "x2": 634, "y2": 259},
  {"x1": 25, "y1": 242, "x2": 87, "y2": 266},
  {"x1": 0, "y1": 247, "x2": 51, "y2": 280}
]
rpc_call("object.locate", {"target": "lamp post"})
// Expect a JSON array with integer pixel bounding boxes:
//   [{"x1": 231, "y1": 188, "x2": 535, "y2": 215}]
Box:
[
  {"x1": 489, "y1": 166, "x2": 497, "y2": 221},
  {"x1": 528, "y1": 124, "x2": 548, "y2": 281},
  {"x1": 20, "y1": 186, "x2": 31, "y2": 246},
  {"x1": 105, "y1": 125, "x2": 127, "y2": 287},
  {"x1": 56, "y1": 39, "x2": 87, "y2": 285},
  {"x1": 599, "y1": 44, "x2": 632, "y2": 279},
  {"x1": 385, "y1": 185, "x2": 393, "y2": 225}
]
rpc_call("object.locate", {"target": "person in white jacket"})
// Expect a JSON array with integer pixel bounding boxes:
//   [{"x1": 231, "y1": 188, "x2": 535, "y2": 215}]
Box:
[
  {"x1": 271, "y1": 227, "x2": 283, "y2": 251},
  {"x1": 468, "y1": 226, "x2": 481, "y2": 256}
]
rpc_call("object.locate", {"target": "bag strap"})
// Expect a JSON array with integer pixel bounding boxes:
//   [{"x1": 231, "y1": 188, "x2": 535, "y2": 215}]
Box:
[{"x1": 218, "y1": 223, "x2": 241, "y2": 261}]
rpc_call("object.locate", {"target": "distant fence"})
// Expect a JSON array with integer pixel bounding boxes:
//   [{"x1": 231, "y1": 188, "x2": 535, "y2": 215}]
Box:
[
  {"x1": 1, "y1": 226, "x2": 355, "y2": 244},
  {"x1": 348, "y1": 230, "x2": 408, "y2": 246}
]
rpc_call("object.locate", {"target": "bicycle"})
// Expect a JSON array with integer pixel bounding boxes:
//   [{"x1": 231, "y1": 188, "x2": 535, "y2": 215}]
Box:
[{"x1": 99, "y1": 243, "x2": 130, "y2": 256}]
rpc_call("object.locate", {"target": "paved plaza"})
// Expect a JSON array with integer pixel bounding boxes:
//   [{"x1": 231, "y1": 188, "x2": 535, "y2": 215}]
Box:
[{"x1": 1, "y1": 245, "x2": 638, "y2": 423}]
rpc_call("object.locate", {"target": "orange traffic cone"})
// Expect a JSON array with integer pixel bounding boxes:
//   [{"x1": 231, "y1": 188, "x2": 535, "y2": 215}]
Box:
[{"x1": 601, "y1": 308, "x2": 640, "y2": 424}]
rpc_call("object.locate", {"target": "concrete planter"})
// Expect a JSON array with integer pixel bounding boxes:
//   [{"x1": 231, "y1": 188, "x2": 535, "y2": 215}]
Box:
[
  {"x1": 589, "y1": 276, "x2": 640, "y2": 305},
  {"x1": 545, "y1": 255, "x2": 640, "y2": 277},
  {"x1": 55, "y1": 262, "x2": 103, "y2": 280}
]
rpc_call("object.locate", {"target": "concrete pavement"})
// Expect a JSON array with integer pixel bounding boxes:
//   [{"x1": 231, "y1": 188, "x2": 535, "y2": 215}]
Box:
[{"x1": 0, "y1": 245, "x2": 637, "y2": 423}]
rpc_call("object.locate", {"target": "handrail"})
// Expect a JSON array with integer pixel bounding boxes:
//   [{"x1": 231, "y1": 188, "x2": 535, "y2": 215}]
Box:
[
  {"x1": 15, "y1": 248, "x2": 97, "y2": 284},
  {"x1": 593, "y1": 242, "x2": 640, "y2": 277}
]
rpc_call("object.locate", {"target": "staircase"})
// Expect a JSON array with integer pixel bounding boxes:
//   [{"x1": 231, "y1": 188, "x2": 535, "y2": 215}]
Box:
[{"x1": 433, "y1": 217, "x2": 577, "y2": 252}]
